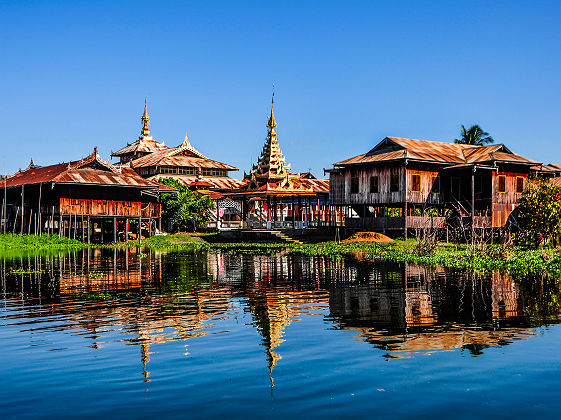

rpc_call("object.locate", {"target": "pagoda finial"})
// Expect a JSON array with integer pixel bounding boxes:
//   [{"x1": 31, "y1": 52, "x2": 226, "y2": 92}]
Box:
[
  {"x1": 268, "y1": 85, "x2": 277, "y2": 129},
  {"x1": 141, "y1": 97, "x2": 151, "y2": 138}
]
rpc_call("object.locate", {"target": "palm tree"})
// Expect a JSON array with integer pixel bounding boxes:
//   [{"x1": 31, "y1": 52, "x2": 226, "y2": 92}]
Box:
[{"x1": 454, "y1": 125, "x2": 494, "y2": 146}]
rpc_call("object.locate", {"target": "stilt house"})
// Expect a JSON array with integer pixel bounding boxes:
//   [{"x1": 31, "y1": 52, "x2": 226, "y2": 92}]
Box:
[
  {"x1": 1, "y1": 148, "x2": 172, "y2": 242},
  {"x1": 328, "y1": 137, "x2": 539, "y2": 235}
]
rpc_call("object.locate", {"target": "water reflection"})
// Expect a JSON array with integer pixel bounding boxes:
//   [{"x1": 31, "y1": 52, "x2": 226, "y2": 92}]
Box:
[{"x1": 2, "y1": 249, "x2": 561, "y2": 385}]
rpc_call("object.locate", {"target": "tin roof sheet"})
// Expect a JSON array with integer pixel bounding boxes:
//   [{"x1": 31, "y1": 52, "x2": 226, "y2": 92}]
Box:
[
  {"x1": 334, "y1": 137, "x2": 540, "y2": 167},
  {"x1": 148, "y1": 174, "x2": 246, "y2": 190},
  {"x1": 131, "y1": 149, "x2": 238, "y2": 171},
  {"x1": 112, "y1": 137, "x2": 168, "y2": 156},
  {"x1": 5, "y1": 149, "x2": 165, "y2": 190}
]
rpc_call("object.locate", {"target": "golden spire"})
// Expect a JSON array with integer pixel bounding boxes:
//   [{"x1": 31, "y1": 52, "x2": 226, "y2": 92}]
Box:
[
  {"x1": 267, "y1": 88, "x2": 277, "y2": 129},
  {"x1": 140, "y1": 97, "x2": 151, "y2": 138}
]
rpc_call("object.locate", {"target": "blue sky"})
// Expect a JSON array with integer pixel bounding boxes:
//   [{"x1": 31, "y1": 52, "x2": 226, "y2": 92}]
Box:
[{"x1": 1, "y1": 0, "x2": 560, "y2": 177}]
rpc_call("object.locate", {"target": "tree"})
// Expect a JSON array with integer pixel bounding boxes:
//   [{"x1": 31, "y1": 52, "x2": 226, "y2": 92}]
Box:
[
  {"x1": 159, "y1": 178, "x2": 215, "y2": 232},
  {"x1": 516, "y1": 178, "x2": 561, "y2": 247},
  {"x1": 454, "y1": 125, "x2": 494, "y2": 146}
]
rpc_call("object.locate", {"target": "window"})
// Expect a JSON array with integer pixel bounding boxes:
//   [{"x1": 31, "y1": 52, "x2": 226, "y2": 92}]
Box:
[
  {"x1": 516, "y1": 176, "x2": 524, "y2": 193},
  {"x1": 411, "y1": 174, "x2": 421, "y2": 192},
  {"x1": 498, "y1": 175, "x2": 506, "y2": 193},
  {"x1": 350, "y1": 174, "x2": 359, "y2": 194},
  {"x1": 390, "y1": 173, "x2": 400, "y2": 192},
  {"x1": 431, "y1": 175, "x2": 440, "y2": 193},
  {"x1": 370, "y1": 176, "x2": 379, "y2": 193},
  {"x1": 475, "y1": 175, "x2": 483, "y2": 194},
  {"x1": 451, "y1": 177, "x2": 461, "y2": 198}
]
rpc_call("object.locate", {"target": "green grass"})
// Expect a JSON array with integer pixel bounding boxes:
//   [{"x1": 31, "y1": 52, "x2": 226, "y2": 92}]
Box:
[{"x1": 0, "y1": 233, "x2": 86, "y2": 250}]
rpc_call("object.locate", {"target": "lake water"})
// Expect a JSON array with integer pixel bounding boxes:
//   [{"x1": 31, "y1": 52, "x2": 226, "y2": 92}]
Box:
[{"x1": 2, "y1": 248, "x2": 561, "y2": 418}]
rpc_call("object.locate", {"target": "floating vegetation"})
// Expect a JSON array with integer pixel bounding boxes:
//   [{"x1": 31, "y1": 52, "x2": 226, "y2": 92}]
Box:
[
  {"x1": 88, "y1": 270, "x2": 104, "y2": 279},
  {"x1": 9, "y1": 267, "x2": 44, "y2": 275},
  {"x1": 0, "y1": 234, "x2": 86, "y2": 250},
  {"x1": 138, "y1": 253, "x2": 148, "y2": 258}
]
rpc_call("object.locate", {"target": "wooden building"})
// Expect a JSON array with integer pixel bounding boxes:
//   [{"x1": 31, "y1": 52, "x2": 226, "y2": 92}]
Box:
[
  {"x1": 112, "y1": 100, "x2": 245, "y2": 197},
  {"x1": 328, "y1": 136, "x2": 540, "y2": 236},
  {"x1": 1, "y1": 148, "x2": 173, "y2": 242},
  {"x1": 226, "y1": 96, "x2": 334, "y2": 230}
]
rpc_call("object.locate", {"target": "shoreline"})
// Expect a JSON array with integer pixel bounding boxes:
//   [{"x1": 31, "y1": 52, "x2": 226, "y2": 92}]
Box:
[{"x1": 2, "y1": 233, "x2": 561, "y2": 276}]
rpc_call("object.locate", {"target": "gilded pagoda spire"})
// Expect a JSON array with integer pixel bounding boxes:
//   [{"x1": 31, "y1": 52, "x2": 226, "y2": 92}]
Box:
[
  {"x1": 140, "y1": 97, "x2": 151, "y2": 138},
  {"x1": 268, "y1": 90, "x2": 277, "y2": 129}
]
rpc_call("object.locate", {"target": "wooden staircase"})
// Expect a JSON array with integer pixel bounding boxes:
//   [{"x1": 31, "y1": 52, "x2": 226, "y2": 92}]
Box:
[{"x1": 269, "y1": 230, "x2": 304, "y2": 244}]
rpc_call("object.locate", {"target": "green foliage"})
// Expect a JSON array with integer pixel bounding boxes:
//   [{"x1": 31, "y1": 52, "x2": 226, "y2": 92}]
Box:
[
  {"x1": 159, "y1": 178, "x2": 215, "y2": 232},
  {"x1": 454, "y1": 124, "x2": 494, "y2": 145},
  {"x1": 0, "y1": 233, "x2": 85, "y2": 249},
  {"x1": 516, "y1": 178, "x2": 561, "y2": 247}
]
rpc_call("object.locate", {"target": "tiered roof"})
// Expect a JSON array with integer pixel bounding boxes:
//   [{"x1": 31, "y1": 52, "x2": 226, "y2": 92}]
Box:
[
  {"x1": 131, "y1": 135, "x2": 237, "y2": 170},
  {"x1": 112, "y1": 99, "x2": 168, "y2": 159},
  {"x1": 240, "y1": 96, "x2": 328, "y2": 196}
]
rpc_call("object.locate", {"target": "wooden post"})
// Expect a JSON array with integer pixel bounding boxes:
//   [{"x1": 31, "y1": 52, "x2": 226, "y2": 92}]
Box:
[
  {"x1": 101, "y1": 218, "x2": 104, "y2": 244},
  {"x1": 125, "y1": 218, "x2": 129, "y2": 242},
  {"x1": 21, "y1": 185, "x2": 24, "y2": 235},
  {"x1": 471, "y1": 168, "x2": 475, "y2": 244},
  {"x1": 292, "y1": 196, "x2": 295, "y2": 230},
  {"x1": 58, "y1": 213, "x2": 62, "y2": 237},
  {"x1": 81, "y1": 214, "x2": 84, "y2": 242},
  {"x1": 28, "y1": 209, "x2": 33, "y2": 235},
  {"x1": 87, "y1": 216, "x2": 91, "y2": 244},
  {"x1": 138, "y1": 216, "x2": 142, "y2": 244},
  {"x1": 113, "y1": 217, "x2": 117, "y2": 243},
  {"x1": 37, "y1": 183, "x2": 42, "y2": 235}
]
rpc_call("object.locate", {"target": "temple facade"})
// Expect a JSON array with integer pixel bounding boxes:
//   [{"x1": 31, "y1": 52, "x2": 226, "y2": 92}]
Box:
[{"x1": 224, "y1": 95, "x2": 336, "y2": 230}]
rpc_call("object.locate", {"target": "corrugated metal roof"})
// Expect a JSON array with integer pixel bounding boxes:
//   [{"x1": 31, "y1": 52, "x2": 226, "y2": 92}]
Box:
[
  {"x1": 112, "y1": 137, "x2": 168, "y2": 156},
  {"x1": 334, "y1": 137, "x2": 540, "y2": 167},
  {"x1": 5, "y1": 149, "x2": 167, "y2": 191},
  {"x1": 148, "y1": 174, "x2": 246, "y2": 190},
  {"x1": 131, "y1": 148, "x2": 238, "y2": 171}
]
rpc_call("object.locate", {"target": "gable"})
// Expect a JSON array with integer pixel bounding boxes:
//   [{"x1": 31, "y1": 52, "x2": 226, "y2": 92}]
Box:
[{"x1": 365, "y1": 137, "x2": 405, "y2": 156}]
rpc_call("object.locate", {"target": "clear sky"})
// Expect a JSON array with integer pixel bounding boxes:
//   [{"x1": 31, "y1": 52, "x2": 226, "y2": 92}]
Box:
[{"x1": 1, "y1": 0, "x2": 559, "y2": 178}]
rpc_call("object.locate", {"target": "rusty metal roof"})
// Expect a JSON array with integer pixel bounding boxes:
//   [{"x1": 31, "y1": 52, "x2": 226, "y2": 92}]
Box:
[
  {"x1": 131, "y1": 148, "x2": 238, "y2": 171},
  {"x1": 112, "y1": 137, "x2": 168, "y2": 156},
  {"x1": 148, "y1": 174, "x2": 246, "y2": 190},
  {"x1": 334, "y1": 137, "x2": 540, "y2": 167},
  {"x1": 5, "y1": 149, "x2": 166, "y2": 190}
]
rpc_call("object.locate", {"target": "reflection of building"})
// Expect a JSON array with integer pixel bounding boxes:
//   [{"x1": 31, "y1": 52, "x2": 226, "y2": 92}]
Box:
[{"x1": 1, "y1": 249, "x2": 546, "y2": 386}]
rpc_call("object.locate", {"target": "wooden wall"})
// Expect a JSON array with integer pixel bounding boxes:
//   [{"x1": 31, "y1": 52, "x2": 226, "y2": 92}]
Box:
[
  {"x1": 329, "y1": 163, "x2": 406, "y2": 205},
  {"x1": 491, "y1": 171, "x2": 527, "y2": 227},
  {"x1": 60, "y1": 198, "x2": 161, "y2": 218},
  {"x1": 405, "y1": 168, "x2": 441, "y2": 205}
]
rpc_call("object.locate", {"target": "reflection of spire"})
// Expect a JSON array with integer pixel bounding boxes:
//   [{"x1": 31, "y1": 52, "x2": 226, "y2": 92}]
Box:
[
  {"x1": 141, "y1": 98, "x2": 151, "y2": 138},
  {"x1": 140, "y1": 337, "x2": 151, "y2": 382}
]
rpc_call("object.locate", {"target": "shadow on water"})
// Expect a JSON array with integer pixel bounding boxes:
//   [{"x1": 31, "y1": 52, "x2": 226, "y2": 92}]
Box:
[{"x1": 2, "y1": 248, "x2": 561, "y2": 383}]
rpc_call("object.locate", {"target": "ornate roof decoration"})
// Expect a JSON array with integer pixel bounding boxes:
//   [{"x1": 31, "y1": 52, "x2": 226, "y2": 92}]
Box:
[
  {"x1": 242, "y1": 93, "x2": 314, "y2": 194},
  {"x1": 112, "y1": 100, "x2": 168, "y2": 158},
  {"x1": 141, "y1": 97, "x2": 151, "y2": 138},
  {"x1": 168, "y1": 134, "x2": 208, "y2": 159}
]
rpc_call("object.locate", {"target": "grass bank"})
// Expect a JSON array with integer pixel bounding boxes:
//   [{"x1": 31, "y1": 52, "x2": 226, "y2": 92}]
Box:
[
  {"x1": 4, "y1": 232, "x2": 561, "y2": 276},
  {"x1": 112, "y1": 234, "x2": 561, "y2": 276}
]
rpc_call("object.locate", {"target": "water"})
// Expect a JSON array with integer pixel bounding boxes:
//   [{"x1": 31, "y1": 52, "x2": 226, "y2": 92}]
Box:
[{"x1": 2, "y1": 248, "x2": 561, "y2": 418}]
